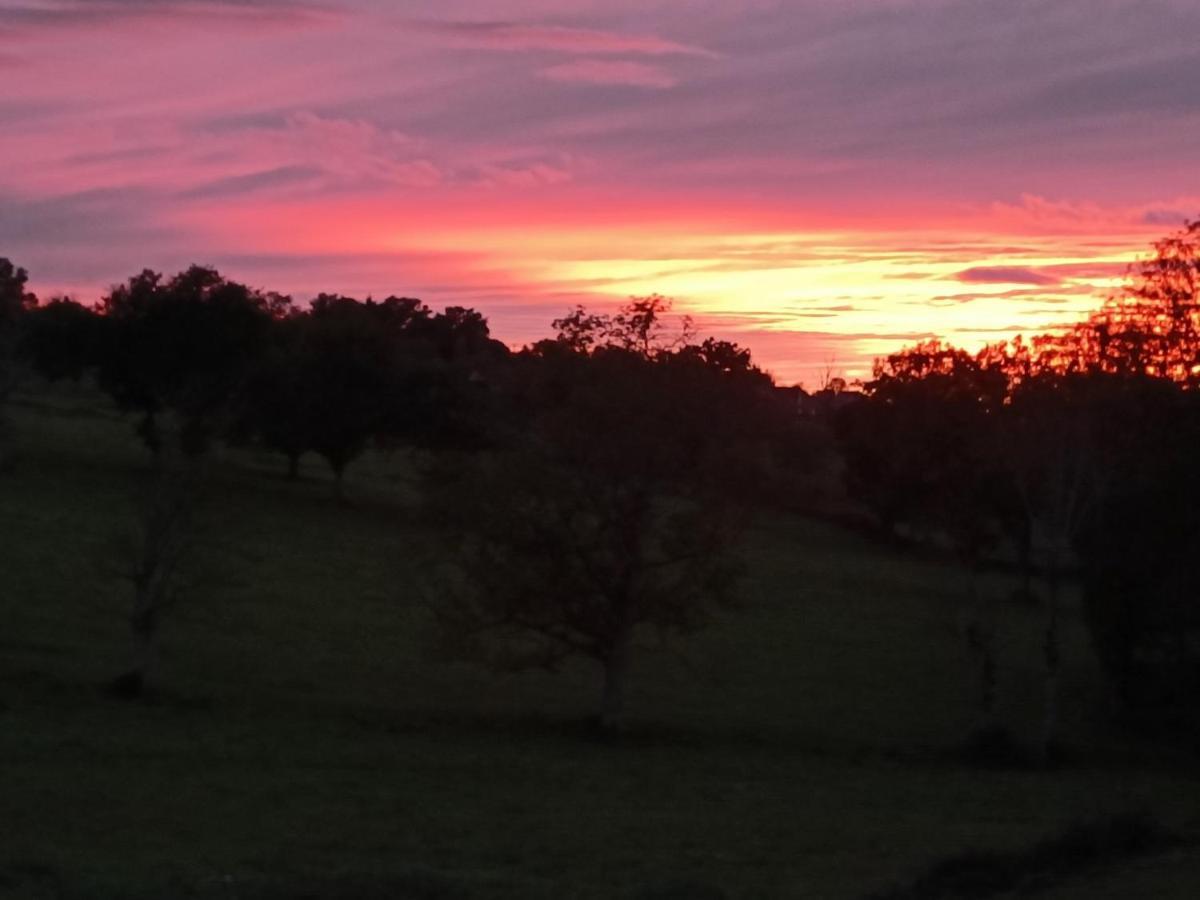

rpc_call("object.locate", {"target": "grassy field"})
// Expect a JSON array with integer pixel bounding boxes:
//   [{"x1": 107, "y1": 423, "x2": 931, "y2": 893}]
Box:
[{"x1": 3, "y1": 380, "x2": 1199, "y2": 899}]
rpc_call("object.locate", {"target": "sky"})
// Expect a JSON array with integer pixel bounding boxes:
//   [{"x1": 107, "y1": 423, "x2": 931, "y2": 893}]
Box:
[{"x1": 2, "y1": 0, "x2": 1199, "y2": 384}]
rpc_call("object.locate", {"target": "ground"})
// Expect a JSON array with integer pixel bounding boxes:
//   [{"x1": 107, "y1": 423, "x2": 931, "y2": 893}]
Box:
[{"x1": 2, "y1": 380, "x2": 1199, "y2": 899}]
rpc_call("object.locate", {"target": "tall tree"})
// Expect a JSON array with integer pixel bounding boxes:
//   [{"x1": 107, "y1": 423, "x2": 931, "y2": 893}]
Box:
[
  {"x1": 1071, "y1": 219, "x2": 1200, "y2": 382},
  {"x1": 839, "y1": 341, "x2": 1012, "y2": 738},
  {"x1": 429, "y1": 300, "x2": 782, "y2": 730},
  {"x1": 107, "y1": 441, "x2": 204, "y2": 699},
  {"x1": 1072, "y1": 377, "x2": 1200, "y2": 721},
  {"x1": 0, "y1": 258, "x2": 36, "y2": 470},
  {"x1": 1000, "y1": 372, "x2": 1116, "y2": 762}
]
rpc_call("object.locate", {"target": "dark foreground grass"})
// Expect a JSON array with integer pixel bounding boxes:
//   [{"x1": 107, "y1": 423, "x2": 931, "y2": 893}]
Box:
[
  {"x1": 3, "y1": 380, "x2": 1200, "y2": 899},
  {"x1": 869, "y1": 812, "x2": 1184, "y2": 899}
]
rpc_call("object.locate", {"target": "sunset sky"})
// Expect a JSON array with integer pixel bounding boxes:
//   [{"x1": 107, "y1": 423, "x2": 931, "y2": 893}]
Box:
[{"x1": 3, "y1": 0, "x2": 1199, "y2": 383}]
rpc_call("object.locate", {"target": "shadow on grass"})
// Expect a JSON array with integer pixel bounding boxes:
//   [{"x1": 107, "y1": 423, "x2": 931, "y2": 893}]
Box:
[
  {"x1": 0, "y1": 866, "x2": 473, "y2": 900},
  {"x1": 866, "y1": 811, "x2": 1184, "y2": 899},
  {"x1": 0, "y1": 864, "x2": 733, "y2": 900}
]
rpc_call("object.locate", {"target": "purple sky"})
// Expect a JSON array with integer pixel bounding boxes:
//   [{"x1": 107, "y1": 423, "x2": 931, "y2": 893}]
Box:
[{"x1": 3, "y1": 0, "x2": 1199, "y2": 382}]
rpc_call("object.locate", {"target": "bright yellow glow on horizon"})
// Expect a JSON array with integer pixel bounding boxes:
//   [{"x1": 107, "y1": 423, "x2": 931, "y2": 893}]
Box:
[
  {"x1": 184, "y1": 199, "x2": 1159, "y2": 384},
  {"x1": 529, "y1": 234, "x2": 1145, "y2": 379}
]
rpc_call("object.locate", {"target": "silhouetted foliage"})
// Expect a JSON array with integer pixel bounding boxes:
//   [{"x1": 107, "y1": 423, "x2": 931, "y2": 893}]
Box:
[
  {"x1": 1087, "y1": 219, "x2": 1200, "y2": 383},
  {"x1": 842, "y1": 341, "x2": 1013, "y2": 738},
  {"x1": 837, "y1": 340, "x2": 1009, "y2": 547},
  {"x1": 22, "y1": 297, "x2": 102, "y2": 382},
  {"x1": 988, "y1": 219, "x2": 1200, "y2": 382},
  {"x1": 428, "y1": 299, "x2": 783, "y2": 730},
  {"x1": 0, "y1": 257, "x2": 37, "y2": 468},
  {"x1": 1071, "y1": 379, "x2": 1200, "y2": 724},
  {"x1": 243, "y1": 294, "x2": 502, "y2": 491},
  {"x1": 97, "y1": 266, "x2": 280, "y2": 455},
  {"x1": 998, "y1": 371, "x2": 1121, "y2": 760},
  {"x1": 548, "y1": 293, "x2": 694, "y2": 358}
]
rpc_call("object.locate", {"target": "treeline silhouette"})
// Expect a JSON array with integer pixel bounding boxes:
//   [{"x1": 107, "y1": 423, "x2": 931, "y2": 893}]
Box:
[
  {"x1": 837, "y1": 218, "x2": 1200, "y2": 761},
  {"x1": 2, "y1": 218, "x2": 1199, "y2": 752},
  {"x1": 1, "y1": 265, "x2": 812, "y2": 729}
]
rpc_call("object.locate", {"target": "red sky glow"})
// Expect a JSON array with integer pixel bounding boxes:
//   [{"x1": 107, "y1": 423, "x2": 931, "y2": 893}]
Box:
[{"x1": 3, "y1": 0, "x2": 1199, "y2": 383}]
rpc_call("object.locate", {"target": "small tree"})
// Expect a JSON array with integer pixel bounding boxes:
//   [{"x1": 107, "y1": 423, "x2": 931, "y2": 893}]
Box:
[
  {"x1": 428, "y1": 300, "x2": 778, "y2": 730},
  {"x1": 108, "y1": 428, "x2": 204, "y2": 698},
  {"x1": 0, "y1": 258, "x2": 37, "y2": 469}
]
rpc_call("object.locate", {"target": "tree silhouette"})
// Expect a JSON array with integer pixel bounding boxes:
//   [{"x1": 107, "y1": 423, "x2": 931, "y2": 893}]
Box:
[
  {"x1": 1071, "y1": 377, "x2": 1200, "y2": 720},
  {"x1": 840, "y1": 340, "x2": 1008, "y2": 548},
  {"x1": 0, "y1": 258, "x2": 37, "y2": 469},
  {"x1": 1000, "y1": 372, "x2": 1116, "y2": 762},
  {"x1": 1087, "y1": 219, "x2": 1200, "y2": 383},
  {"x1": 548, "y1": 294, "x2": 694, "y2": 359},
  {"x1": 244, "y1": 294, "x2": 497, "y2": 493},
  {"x1": 429, "y1": 300, "x2": 777, "y2": 730},
  {"x1": 97, "y1": 266, "x2": 280, "y2": 455},
  {"x1": 107, "y1": 443, "x2": 204, "y2": 699},
  {"x1": 839, "y1": 340, "x2": 1012, "y2": 738},
  {"x1": 22, "y1": 297, "x2": 102, "y2": 383}
]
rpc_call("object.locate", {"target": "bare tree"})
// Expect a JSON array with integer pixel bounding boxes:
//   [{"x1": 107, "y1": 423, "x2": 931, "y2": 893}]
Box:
[
  {"x1": 107, "y1": 429, "x2": 205, "y2": 698},
  {"x1": 1002, "y1": 374, "x2": 1114, "y2": 763}
]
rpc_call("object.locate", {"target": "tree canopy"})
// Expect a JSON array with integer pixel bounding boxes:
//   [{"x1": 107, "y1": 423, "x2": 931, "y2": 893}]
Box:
[{"x1": 429, "y1": 297, "x2": 786, "y2": 729}]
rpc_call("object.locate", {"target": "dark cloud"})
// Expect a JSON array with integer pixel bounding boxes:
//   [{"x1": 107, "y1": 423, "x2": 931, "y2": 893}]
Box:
[
  {"x1": 0, "y1": 187, "x2": 171, "y2": 246},
  {"x1": 956, "y1": 267, "x2": 1061, "y2": 286},
  {"x1": 1042, "y1": 261, "x2": 1130, "y2": 280},
  {"x1": 414, "y1": 20, "x2": 715, "y2": 57},
  {"x1": 0, "y1": 0, "x2": 331, "y2": 32},
  {"x1": 1142, "y1": 208, "x2": 1198, "y2": 226},
  {"x1": 0, "y1": 187, "x2": 190, "y2": 285},
  {"x1": 177, "y1": 165, "x2": 325, "y2": 199}
]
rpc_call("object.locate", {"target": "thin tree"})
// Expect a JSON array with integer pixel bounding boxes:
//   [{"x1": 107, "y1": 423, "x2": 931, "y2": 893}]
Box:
[
  {"x1": 108, "y1": 427, "x2": 204, "y2": 698},
  {"x1": 0, "y1": 258, "x2": 36, "y2": 470},
  {"x1": 1002, "y1": 373, "x2": 1113, "y2": 763}
]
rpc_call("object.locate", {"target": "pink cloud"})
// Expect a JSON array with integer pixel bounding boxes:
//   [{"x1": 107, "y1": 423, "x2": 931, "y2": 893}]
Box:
[
  {"x1": 419, "y1": 21, "x2": 715, "y2": 58},
  {"x1": 7, "y1": 1, "x2": 1200, "y2": 383},
  {"x1": 540, "y1": 60, "x2": 679, "y2": 89}
]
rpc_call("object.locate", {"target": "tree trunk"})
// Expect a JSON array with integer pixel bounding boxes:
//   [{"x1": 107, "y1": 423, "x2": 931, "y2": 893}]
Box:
[
  {"x1": 962, "y1": 564, "x2": 998, "y2": 737},
  {"x1": 1019, "y1": 523, "x2": 1035, "y2": 602},
  {"x1": 0, "y1": 403, "x2": 12, "y2": 473},
  {"x1": 1039, "y1": 558, "x2": 1063, "y2": 766},
  {"x1": 111, "y1": 600, "x2": 157, "y2": 699},
  {"x1": 598, "y1": 631, "x2": 632, "y2": 733},
  {"x1": 330, "y1": 458, "x2": 347, "y2": 502}
]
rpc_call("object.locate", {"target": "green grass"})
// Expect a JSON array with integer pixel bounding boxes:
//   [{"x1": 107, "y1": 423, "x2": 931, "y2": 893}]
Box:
[{"x1": 3, "y1": 380, "x2": 1200, "y2": 899}]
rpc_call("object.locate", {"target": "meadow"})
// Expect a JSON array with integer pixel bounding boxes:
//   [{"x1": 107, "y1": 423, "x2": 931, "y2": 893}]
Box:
[{"x1": 3, "y1": 380, "x2": 1199, "y2": 899}]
